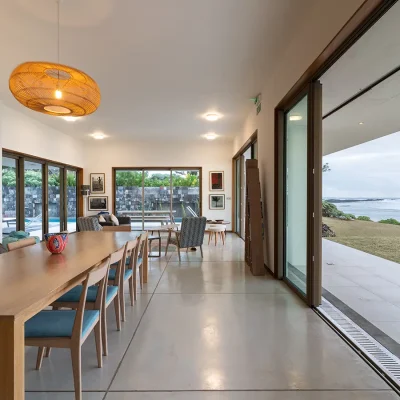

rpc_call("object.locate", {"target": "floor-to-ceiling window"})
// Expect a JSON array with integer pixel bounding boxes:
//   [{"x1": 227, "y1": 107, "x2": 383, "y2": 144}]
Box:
[
  {"x1": 233, "y1": 133, "x2": 257, "y2": 238},
  {"x1": 2, "y1": 151, "x2": 81, "y2": 239},
  {"x1": 114, "y1": 167, "x2": 202, "y2": 230}
]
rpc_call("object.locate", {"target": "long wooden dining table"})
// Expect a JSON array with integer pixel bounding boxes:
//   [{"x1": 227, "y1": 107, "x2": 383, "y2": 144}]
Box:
[{"x1": 0, "y1": 231, "x2": 146, "y2": 400}]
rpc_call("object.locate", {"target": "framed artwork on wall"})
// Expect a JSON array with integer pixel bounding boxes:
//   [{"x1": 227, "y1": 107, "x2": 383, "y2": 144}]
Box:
[
  {"x1": 209, "y1": 171, "x2": 224, "y2": 191},
  {"x1": 88, "y1": 196, "x2": 108, "y2": 211},
  {"x1": 90, "y1": 173, "x2": 105, "y2": 194},
  {"x1": 209, "y1": 194, "x2": 225, "y2": 210}
]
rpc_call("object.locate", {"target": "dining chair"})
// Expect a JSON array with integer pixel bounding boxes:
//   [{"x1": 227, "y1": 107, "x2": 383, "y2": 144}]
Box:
[
  {"x1": 50, "y1": 247, "x2": 125, "y2": 357},
  {"x1": 7, "y1": 237, "x2": 36, "y2": 251},
  {"x1": 130, "y1": 232, "x2": 148, "y2": 304},
  {"x1": 112, "y1": 233, "x2": 147, "y2": 322},
  {"x1": 25, "y1": 257, "x2": 110, "y2": 400}
]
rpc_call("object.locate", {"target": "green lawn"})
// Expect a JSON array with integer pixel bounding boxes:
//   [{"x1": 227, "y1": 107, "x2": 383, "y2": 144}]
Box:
[{"x1": 323, "y1": 217, "x2": 400, "y2": 264}]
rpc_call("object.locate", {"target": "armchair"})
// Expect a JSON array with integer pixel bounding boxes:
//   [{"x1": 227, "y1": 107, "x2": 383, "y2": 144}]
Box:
[{"x1": 165, "y1": 217, "x2": 207, "y2": 260}]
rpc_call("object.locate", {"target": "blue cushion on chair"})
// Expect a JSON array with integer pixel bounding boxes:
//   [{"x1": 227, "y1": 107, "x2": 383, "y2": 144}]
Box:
[
  {"x1": 56, "y1": 285, "x2": 118, "y2": 305},
  {"x1": 108, "y1": 268, "x2": 133, "y2": 281},
  {"x1": 25, "y1": 310, "x2": 99, "y2": 338}
]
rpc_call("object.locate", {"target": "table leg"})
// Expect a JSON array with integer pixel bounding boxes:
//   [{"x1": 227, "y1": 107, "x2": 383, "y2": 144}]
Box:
[
  {"x1": 0, "y1": 316, "x2": 25, "y2": 399},
  {"x1": 143, "y1": 238, "x2": 149, "y2": 283}
]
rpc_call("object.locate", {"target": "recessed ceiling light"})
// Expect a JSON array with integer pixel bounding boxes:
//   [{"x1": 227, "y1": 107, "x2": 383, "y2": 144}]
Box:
[
  {"x1": 205, "y1": 113, "x2": 221, "y2": 121},
  {"x1": 91, "y1": 132, "x2": 106, "y2": 140},
  {"x1": 359, "y1": 122, "x2": 364, "y2": 125},
  {"x1": 62, "y1": 116, "x2": 80, "y2": 122},
  {"x1": 289, "y1": 115, "x2": 302, "y2": 121},
  {"x1": 204, "y1": 132, "x2": 217, "y2": 140}
]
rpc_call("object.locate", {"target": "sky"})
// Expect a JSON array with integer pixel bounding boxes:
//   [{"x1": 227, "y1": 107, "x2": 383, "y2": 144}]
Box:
[{"x1": 323, "y1": 131, "x2": 400, "y2": 199}]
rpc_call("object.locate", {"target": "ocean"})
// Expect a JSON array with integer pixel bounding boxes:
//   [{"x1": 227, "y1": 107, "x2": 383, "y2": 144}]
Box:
[{"x1": 325, "y1": 198, "x2": 400, "y2": 222}]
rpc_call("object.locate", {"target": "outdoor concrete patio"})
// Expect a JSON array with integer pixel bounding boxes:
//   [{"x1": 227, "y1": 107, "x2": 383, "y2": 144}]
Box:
[{"x1": 323, "y1": 239, "x2": 400, "y2": 353}]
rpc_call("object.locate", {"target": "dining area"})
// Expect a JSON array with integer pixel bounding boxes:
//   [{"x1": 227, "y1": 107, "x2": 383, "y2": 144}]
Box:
[{"x1": 0, "y1": 230, "x2": 149, "y2": 400}]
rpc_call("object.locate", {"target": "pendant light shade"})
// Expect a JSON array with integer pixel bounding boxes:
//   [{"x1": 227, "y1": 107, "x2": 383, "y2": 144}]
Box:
[{"x1": 9, "y1": 61, "x2": 101, "y2": 117}]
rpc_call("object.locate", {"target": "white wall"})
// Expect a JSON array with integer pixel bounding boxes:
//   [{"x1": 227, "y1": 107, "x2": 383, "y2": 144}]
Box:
[
  {"x1": 233, "y1": 0, "x2": 365, "y2": 271},
  {"x1": 0, "y1": 103, "x2": 85, "y2": 228},
  {"x1": 83, "y1": 140, "x2": 233, "y2": 225},
  {"x1": 0, "y1": 103, "x2": 85, "y2": 167}
]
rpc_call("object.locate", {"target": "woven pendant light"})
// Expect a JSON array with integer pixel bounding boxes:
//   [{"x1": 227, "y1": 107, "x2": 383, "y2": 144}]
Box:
[
  {"x1": 8, "y1": 1, "x2": 100, "y2": 117},
  {"x1": 9, "y1": 62, "x2": 100, "y2": 116}
]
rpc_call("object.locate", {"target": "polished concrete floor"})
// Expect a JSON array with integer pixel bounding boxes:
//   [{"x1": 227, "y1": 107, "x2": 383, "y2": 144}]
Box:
[{"x1": 25, "y1": 234, "x2": 398, "y2": 399}]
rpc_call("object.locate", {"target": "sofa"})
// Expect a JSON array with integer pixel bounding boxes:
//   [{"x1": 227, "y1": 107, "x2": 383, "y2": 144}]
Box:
[{"x1": 98, "y1": 215, "x2": 132, "y2": 232}]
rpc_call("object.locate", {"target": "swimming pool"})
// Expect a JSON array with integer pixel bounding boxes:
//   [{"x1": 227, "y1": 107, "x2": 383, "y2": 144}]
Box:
[{"x1": 25, "y1": 217, "x2": 77, "y2": 223}]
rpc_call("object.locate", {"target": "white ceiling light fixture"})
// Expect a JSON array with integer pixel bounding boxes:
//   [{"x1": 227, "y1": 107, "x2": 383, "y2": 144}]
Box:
[
  {"x1": 204, "y1": 132, "x2": 218, "y2": 140},
  {"x1": 359, "y1": 122, "x2": 364, "y2": 125},
  {"x1": 289, "y1": 115, "x2": 303, "y2": 121},
  {"x1": 62, "y1": 116, "x2": 80, "y2": 122},
  {"x1": 91, "y1": 132, "x2": 106, "y2": 140},
  {"x1": 205, "y1": 113, "x2": 221, "y2": 121}
]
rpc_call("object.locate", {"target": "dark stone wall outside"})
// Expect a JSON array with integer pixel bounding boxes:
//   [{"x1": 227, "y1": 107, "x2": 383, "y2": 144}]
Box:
[{"x1": 2, "y1": 186, "x2": 77, "y2": 218}]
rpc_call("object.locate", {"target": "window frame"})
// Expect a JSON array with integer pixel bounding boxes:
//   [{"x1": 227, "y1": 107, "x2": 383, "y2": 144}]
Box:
[
  {"x1": 112, "y1": 167, "x2": 202, "y2": 230},
  {"x1": 2, "y1": 149, "x2": 82, "y2": 238}
]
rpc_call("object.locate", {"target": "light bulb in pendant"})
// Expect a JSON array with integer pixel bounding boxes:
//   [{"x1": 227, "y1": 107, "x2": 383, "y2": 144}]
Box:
[{"x1": 55, "y1": 89, "x2": 62, "y2": 99}]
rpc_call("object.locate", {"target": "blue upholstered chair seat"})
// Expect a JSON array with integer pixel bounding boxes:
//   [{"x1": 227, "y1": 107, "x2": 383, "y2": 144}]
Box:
[
  {"x1": 108, "y1": 268, "x2": 133, "y2": 281},
  {"x1": 25, "y1": 310, "x2": 99, "y2": 338},
  {"x1": 56, "y1": 285, "x2": 118, "y2": 305}
]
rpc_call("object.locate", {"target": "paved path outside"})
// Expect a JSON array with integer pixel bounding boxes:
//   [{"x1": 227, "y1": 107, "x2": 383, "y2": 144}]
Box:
[{"x1": 323, "y1": 239, "x2": 400, "y2": 346}]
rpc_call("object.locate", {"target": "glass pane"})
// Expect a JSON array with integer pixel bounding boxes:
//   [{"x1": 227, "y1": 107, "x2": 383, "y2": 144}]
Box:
[
  {"x1": 240, "y1": 147, "x2": 252, "y2": 239},
  {"x1": 252, "y1": 140, "x2": 258, "y2": 159},
  {"x1": 48, "y1": 166, "x2": 61, "y2": 233},
  {"x1": 24, "y1": 161, "x2": 43, "y2": 239},
  {"x1": 171, "y1": 170, "x2": 200, "y2": 229},
  {"x1": 235, "y1": 158, "x2": 241, "y2": 234},
  {"x1": 285, "y1": 95, "x2": 308, "y2": 295},
  {"x1": 2, "y1": 157, "x2": 17, "y2": 238},
  {"x1": 115, "y1": 170, "x2": 143, "y2": 230},
  {"x1": 66, "y1": 170, "x2": 77, "y2": 232},
  {"x1": 143, "y1": 170, "x2": 172, "y2": 230}
]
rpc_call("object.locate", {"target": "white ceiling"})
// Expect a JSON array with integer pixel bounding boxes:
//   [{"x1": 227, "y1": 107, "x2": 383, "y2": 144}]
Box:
[
  {"x1": 322, "y1": 1, "x2": 400, "y2": 155},
  {"x1": 0, "y1": 0, "x2": 311, "y2": 142}
]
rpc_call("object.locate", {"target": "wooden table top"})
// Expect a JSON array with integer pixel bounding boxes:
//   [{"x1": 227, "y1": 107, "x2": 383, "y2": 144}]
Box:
[{"x1": 0, "y1": 231, "x2": 139, "y2": 321}]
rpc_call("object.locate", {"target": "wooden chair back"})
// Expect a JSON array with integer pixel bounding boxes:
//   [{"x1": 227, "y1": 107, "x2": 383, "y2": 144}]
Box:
[
  {"x1": 7, "y1": 237, "x2": 36, "y2": 251},
  {"x1": 125, "y1": 238, "x2": 139, "y2": 270},
  {"x1": 72, "y1": 257, "x2": 110, "y2": 341},
  {"x1": 133, "y1": 232, "x2": 148, "y2": 268},
  {"x1": 109, "y1": 245, "x2": 127, "y2": 286}
]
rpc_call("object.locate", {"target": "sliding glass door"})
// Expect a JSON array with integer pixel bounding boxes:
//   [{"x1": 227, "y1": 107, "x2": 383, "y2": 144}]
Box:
[
  {"x1": 278, "y1": 81, "x2": 322, "y2": 306},
  {"x1": 284, "y1": 96, "x2": 308, "y2": 295},
  {"x1": 114, "y1": 168, "x2": 202, "y2": 230},
  {"x1": 2, "y1": 157, "x2": 18, "y2": 237},
  {"x1": 24, "y1": 161, "x2": 44, "y2": 239},
  {"x1": 172, "y1": 169, "x2": 200, "y2": 220},
  {"x1": 48, "y1": 165, "x2": 62, "y2": 233},
  {"x1": 143, "y1": 170, "x2": 171, "y2": 229},
  {"x1": 66, "y1": 170, "x2": 78, "y2": 232}
]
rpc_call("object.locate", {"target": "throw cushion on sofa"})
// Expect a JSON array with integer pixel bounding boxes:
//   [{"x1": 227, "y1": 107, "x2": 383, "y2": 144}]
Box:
[
  {"x1": 110, "y1": 214, "x2": 120, "y2": 226},
  {"x1": 98, "y1": 215, "x2": 106, "y2": 223}
]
